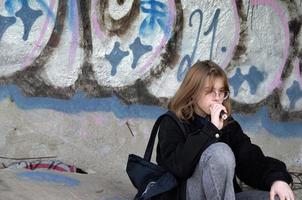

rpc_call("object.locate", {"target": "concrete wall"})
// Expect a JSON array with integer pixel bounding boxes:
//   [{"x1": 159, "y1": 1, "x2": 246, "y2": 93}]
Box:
[{"x1": 0, "y1": 0, "x2": 302, "y2": 188}]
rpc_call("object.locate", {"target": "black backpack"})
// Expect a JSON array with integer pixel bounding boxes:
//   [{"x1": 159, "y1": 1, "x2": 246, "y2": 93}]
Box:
[{"x1": 126, "y1": 111, "x2": 186, "y2": 200}]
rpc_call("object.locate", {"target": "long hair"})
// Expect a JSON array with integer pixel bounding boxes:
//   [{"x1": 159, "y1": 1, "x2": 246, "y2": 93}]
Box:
[{"x1": 168, "y1": 60, "x2": 231, "y2": 121}]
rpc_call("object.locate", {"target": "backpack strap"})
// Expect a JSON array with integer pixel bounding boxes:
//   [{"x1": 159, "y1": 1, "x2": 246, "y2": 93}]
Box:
[{"x1": 143, "y1": 111, "x2": 186, "y2": 161}]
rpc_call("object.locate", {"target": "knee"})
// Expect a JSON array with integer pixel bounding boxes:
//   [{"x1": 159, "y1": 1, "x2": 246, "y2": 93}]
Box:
[{"x1": 203, "y1": 142, "x2": 235, "y2": 170}]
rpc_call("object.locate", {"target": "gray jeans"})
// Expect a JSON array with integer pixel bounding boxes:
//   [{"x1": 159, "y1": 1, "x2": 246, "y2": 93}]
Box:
[{"x1": 186, "y1": 142, "x2": 279, "y2": 200}]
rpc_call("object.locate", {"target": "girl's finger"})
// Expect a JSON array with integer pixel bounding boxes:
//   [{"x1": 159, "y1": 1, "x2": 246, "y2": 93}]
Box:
[{"x1": 270, "y1": 191, "x2": 276, "y2": 200}]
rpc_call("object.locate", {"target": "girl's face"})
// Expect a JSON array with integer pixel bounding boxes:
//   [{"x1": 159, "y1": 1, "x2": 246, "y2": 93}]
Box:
[{"x1": 195, "y1": 77, "x2": 227, "y2": 116}]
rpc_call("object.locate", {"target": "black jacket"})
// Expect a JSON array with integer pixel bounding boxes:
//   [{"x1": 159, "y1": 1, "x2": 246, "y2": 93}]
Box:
[{"x1": 154, "y1": 112, "x2": 293, "y2": 200}]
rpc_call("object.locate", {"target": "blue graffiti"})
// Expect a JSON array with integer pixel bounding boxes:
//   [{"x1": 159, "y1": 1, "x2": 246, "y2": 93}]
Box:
[
  {"x1": 0, "y1": 85, "x2": 301, "y2": 137},
  {"x1": 37, "y1": 0, "x2": 55, "y2": 21},
  {"x1": 203, "y1": 9, "x2": 220, "y2": 60},
  {"x1": 105, "y1": 37, "x2": 154, "y2": 74},
  {"x1": 5, "y1": 0, "x2": 18, "y2": 15},
  {"x1": 0, "y1": 85, "x2": 165, "y2": 118},
  {"x1": 3, "y1": 0, "x2": 51, "y2": 41},
  {"x1": 6, "y1": 0, "x2": 54, "y2": 20},
  {"x1": 177, "y1": 9, "x2": 203, "y2": 81},
  {"x1": 221, "y1": 46, "x2": 227, "y2": 52},
  {"x1": 140, "y1": 0, "x2": 169, "y2": 37},
  {"x1": 68, "y1": 0, "x2": 77, "y2": 30},
  {"x1": 17, "y1": 171, "x2": 80, "y2": 186},
  {"x1": 229, "y1": 68, "x2": 243, "y2": 96},
  {"x1": 177, "y1": 8, "x2": 222, "y2": 81},
  {"x1": 229, "y1": 65, "x2": 265, "y2": 96},
  {"x1": 15, "y1": 0, "x2": 43, "y2": 41},
  {"x1": 233, "y1": 106, "x2": 302, "y2": 138},
  {"x1": 129, "y1": 37, "x2": 153, "y2": 69},
  {"x1": 286, "y1": 81, "x2": 302, "y2": 109},
  {"x1": 105, "y1": 42, "x2": 129, "y2": 76},
  {"x1": 0, "y1": 15, "x2": 16, "y2": 41}
]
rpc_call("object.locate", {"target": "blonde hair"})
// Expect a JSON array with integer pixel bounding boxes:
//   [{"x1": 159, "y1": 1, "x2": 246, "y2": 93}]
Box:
[{"x1": 168, "y1": 60, "x2": 231, "y2": 121}]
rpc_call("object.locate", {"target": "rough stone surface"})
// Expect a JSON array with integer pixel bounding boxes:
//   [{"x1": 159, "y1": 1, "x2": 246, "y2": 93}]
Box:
[{"x1": 0, "y1": 0, "x2": 302, "y2": 199}]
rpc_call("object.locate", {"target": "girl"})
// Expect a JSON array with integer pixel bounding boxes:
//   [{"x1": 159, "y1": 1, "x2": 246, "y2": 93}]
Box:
[{"x1": 155, "y1": 60, "x2": 294, "y2": 200}]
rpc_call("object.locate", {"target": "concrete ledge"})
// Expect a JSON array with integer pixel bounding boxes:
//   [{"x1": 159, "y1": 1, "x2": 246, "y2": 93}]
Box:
[
  {"x1": 0, "y1": 169, "x2": 134, "y2": 200},
  {"x1": 1, "y1": 168, "x2": 302, "y2": 200}
]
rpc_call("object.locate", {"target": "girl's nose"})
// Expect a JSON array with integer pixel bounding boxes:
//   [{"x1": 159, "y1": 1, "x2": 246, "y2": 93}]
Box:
[{"x1": 213, "y1": 92, "x2": 220, "y2": 100}]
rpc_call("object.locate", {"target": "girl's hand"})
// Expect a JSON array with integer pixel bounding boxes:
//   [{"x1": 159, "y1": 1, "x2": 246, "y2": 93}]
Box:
[
  {"x1": 209, "y1": 103, "x2": 227, "y2": 130},
  {"x1": 270, "y1": 181, "x2": 295, "y2": 200}
]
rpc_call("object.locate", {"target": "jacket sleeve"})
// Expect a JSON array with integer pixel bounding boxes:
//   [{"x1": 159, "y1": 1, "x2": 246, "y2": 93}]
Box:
[
  {"x1": 157, "y1": 116, "x2": 219, "y2": 179},
  {"x1": 225, "y1": 120, "x2": 293, "y2": 190}
]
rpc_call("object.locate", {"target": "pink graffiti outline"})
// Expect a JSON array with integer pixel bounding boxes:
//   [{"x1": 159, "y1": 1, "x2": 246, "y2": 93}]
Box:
[
  {"x1": 91, "y1": 0, "x2": 104, "y2": 38},
  {"x1": 21, "y1": 0, "x2": 56, "y2": 69},
  {"x1": 68, "y1": 0, "x2": 79, "y2": 67},
  {"x1": 251, "y1": 0, "x2": 289, "y2": 92},
  {"x1": 293, "y1": 57, "x2": 302, "y2": 88},
  {"x1": 138, "y1": 0, "x2": 176, "y2": 74},
  {"x1": 221, "y1": 0, "x2": 240, "y2": 69}
]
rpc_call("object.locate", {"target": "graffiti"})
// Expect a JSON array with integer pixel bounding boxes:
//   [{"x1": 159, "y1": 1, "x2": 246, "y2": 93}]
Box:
[
  {"x1": 17, "y1": 171, "x2": 80, "y2": 186},
  {"x1": 104, "y1": 36, "x2": 156, "y2": 75},
  {"x1": 6, "y1": 160, "x2": 86, "y2": 173},
  {"x1": 4, "y1": 0, "x2": 15, "y2": 15},
  {"x1": 250, "y1": 0, "x2": 290, "y2": 93},
  {"x1": 0, "y1": 85, "x2": 166, "y2": 118},
  {"x1": 89, "y1": 0, "x2": 175, "y2": 87},
  {"x1": 129, "y1": 37, "x2": 153, "y2": 69},
  {"x1": 140, "y1": 0, "x2": 170, "y2": 37},
  {"x1": 286, "y1": 81, "x2": 302, "y2": 109},
  {"x1": 0, "y1": 0, "x2": 301, "y2": 132},
  {"x1": 67, "y1": 0, "x2": 79, "y2": 67},
  {"x1": 91, "y1": 0, "x2": 104, "y2": 38},
  {"x1": 235, "y1": 106, "x2": 302, "y2": 138},
  {"x1": 293, "y1": 58, "x2": 302, "y2": 88},
  {"x1": 0, "y1": 0, "x2": 57, "y2": 75},
  {"x1": 15, "y1": 0, "x2": 43, "y2": 41},
  {"x1": 229, "y1": 66, "x2": 265, "y2": 96},
  {"x1": 36, "y1": 0, "x2": 56, "y2": 20},
  {"x1": 177, "y1": 9, "x2": 202, "y2": 81},
  {"x1": 0, "y1": 15, "x2": 15, "y2": 41},
  {"x1": 177, "y1": 8, "x2": 222, "y2": 81},
  {"x1": 203, "y1": 8, "x2": 220, "y2": 60},
  {"x1": 2, "y1": 0, "x2": 43, "y2": 41},
  {"x1": 105, "y1": 42, "x2": 129, "y2": 76}
]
